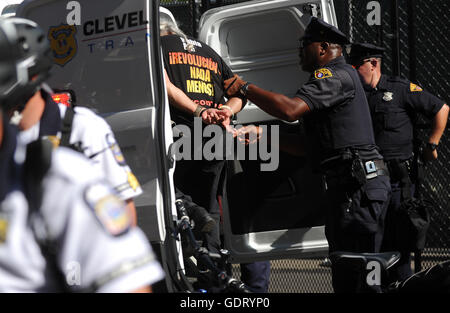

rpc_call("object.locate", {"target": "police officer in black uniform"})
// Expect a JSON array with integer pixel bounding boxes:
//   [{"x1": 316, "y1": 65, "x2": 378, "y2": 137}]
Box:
[
  {"x1": 349, "y1": 42, "x2": 449, "y2": 282},
  {"x1": 224, "y1": 17, "x2": 392, "y2": 293}
]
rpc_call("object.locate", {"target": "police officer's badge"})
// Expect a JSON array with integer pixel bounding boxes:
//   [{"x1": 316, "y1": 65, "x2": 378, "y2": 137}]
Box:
[
  {"x1": 383, "y1": 92, "x2": 393, "y2": 101},
  {"x1": 314, "y1": 68, "x2": 333, "y2": 80},
  {"x1": 48, "y1": 24, "x2": 78, "y2": 66}
]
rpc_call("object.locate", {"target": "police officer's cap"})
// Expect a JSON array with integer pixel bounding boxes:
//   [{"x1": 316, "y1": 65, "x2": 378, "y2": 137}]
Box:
[
  {"x1": 301, "y1": 17, "x2": 349, "y2": 46},
  {"x1": 349, "y1": 42, "x2": 385, "y2": 66}
]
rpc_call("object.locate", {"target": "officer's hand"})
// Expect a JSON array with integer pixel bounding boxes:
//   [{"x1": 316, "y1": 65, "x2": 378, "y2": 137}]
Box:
[
  {"x1": 236, "y1": 125, "x2": 263, "y2": 145},
  {"x1": 224, "y1": 74, "x2": 247, "y2": 98},
  {"x1": 422, "y1": 146, "x2": 438, "y2": 161}
]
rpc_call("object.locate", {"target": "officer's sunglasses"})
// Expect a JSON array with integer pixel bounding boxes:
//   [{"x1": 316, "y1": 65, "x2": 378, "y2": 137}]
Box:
[{"x1": 353, "y1": 58, "x2": 372, "y2": 69}]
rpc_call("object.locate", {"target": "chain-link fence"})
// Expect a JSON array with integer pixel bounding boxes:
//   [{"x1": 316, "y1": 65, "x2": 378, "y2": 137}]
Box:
[{"x1": 161, "y1": 0, "x2": 450, "y2": 292}]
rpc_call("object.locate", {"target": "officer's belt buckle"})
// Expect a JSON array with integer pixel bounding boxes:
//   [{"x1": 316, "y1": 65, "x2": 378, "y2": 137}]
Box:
[{"x1": 365, "y1": 160, "x2": 378, "y2": 179}]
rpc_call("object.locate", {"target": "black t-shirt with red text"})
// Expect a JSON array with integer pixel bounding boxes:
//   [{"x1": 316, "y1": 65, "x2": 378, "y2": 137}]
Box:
[{"x1": 162, "y1": 34, "x2": 234, "y2": 127}]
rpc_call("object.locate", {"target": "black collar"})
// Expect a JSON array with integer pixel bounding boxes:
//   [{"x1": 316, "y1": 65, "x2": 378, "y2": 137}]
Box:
[
  {"x1": 376, "y1": 74, "x2": 388, "y2": 91},
  {"x1": 324, "y1": 56, "x2": 346, "y2": 67},
  {"x1": 363, "y1": 74, "x2": 388, "y2": 92}
]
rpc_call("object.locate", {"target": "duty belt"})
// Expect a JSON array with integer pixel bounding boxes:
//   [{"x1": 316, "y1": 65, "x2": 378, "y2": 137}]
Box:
[
  {"x1": 323, "y1": 159, "x2": 389, "y2": 179},
  {"x1": 323, "y1": 158, "x2": 389, "y2": 190}
]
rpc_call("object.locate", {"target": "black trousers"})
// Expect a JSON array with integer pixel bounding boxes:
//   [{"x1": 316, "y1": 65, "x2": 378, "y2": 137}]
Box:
[
  {"x1": 325, "y1": 175, "x2": 391, "y2": 292},
  {"x1": 240, "y1": 261, "x2": 271, "y2": 293},
  {"x1": 381, "y1": 181, "x2": 416, "y2": 282},
  {"x1": 174, "y1": 159, "x2": 226, "y2": 257}
]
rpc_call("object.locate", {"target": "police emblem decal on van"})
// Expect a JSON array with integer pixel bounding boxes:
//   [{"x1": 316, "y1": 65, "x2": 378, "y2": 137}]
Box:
[{"x1": 47, "y1": 24, "x2": 78, "y2": 66}]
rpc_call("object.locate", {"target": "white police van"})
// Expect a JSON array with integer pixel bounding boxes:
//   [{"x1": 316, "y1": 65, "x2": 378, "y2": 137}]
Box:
[{"x1": 10, "y1": 0, "x2": 338, "y2": 292}]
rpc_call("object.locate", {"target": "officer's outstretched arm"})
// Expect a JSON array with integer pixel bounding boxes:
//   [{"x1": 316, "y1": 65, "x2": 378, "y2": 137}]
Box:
[
  {"x1": 244, "y1": 84, "x2": 310, "y2": 122},
  {"x1": 224, "y1": 75, "x2": 310, "y2": 122}
]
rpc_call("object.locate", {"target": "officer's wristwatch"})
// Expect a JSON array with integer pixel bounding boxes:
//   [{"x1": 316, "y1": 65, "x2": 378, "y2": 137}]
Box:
[
  {"x1": 427, "y1": 142, "x2": 438, "y2": 151},
  {"x1": 239, "y1": 82, "x2": 251, "y2": 98}
]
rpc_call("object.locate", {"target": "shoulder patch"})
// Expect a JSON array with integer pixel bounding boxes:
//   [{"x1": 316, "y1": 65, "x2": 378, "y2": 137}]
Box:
[
  {"x1": 105, "y1": 133, "x2": 126, "y2": 166},
  {"x1": 84, "y1": 183, "x2": 131, "y2": 236},
  {"x1": 127, "y1": 172, "x2": 140, "y2": 191},
  {"x1": 0, "y1": 214, "x2": 9, "y2": 244},
  {"x1": 410, "y1": 83, "x2": 423, "y2": 92},
  {"x1": 314, "y1": 68, "x2": 333, "y2": 80},
  {"x1": 43, "y1": 135, "x2": 61, "y2": 148}
]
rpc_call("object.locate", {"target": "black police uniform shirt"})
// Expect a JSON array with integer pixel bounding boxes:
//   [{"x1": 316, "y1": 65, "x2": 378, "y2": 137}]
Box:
[
  {"x1": 363, "y1": 74, "x2": 445, "y2": 161},
  {"x1": 295, "y1": 56, "x2": 382, "y2": 167},
  {"x1": 161, "y1": 34, "x2": 234, "y2": 128}
]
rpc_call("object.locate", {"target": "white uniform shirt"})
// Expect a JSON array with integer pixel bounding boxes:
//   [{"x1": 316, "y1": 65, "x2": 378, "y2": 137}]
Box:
[
  {"x1": 0, "y1": 147, "x2": 164, "y2": 292},
  {"x1": 18, "y1": 104, "x2": 142, "y2": 201}
]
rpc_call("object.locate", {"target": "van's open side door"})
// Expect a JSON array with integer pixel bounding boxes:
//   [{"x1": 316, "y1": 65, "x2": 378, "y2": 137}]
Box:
[{"x1": 197, "y1": 0, "x2": 339, "y2": 263}]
